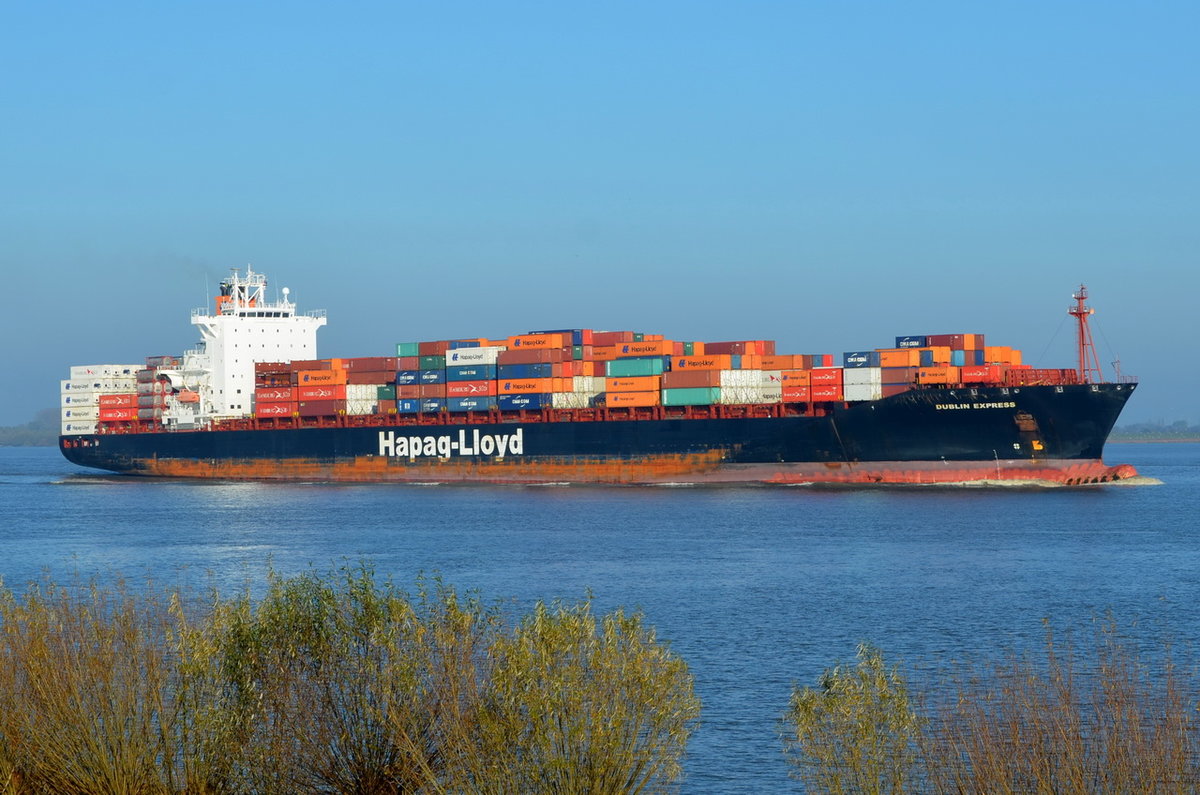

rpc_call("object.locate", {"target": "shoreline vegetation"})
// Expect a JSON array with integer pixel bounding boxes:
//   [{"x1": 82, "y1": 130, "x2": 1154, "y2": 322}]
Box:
[
  {"x1": 0, "y1": 570, "x2": 1196, "y2": 793},
  {"x1": 4, "y1": 409, "x2": 1199, "y2": 447}
]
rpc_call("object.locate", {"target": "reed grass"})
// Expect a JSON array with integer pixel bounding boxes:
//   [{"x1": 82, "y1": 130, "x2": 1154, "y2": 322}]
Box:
[{"x1": 0, "y1": 570, "x2": 700, "y2": 794}]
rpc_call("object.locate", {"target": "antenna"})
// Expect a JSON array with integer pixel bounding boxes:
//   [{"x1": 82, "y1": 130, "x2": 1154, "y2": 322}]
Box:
[{"x1": 1068, "y1": 284, "x2": 1104, "y2": 384}]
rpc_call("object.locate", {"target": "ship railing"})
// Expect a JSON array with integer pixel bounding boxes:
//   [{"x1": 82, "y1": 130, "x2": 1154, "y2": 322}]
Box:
[{"x1": 304, "y1": 309, "x2": 327, "y2": 319}]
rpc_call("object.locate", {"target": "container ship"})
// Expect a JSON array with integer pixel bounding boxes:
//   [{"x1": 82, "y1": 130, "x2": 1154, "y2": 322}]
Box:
[{"x1": 59, "y1": 269, "x2": 1138, "y2": 486}]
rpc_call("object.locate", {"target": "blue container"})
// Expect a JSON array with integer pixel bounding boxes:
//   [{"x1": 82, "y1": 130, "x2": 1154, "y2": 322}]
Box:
[
  {"x1": 918, "y1": 350, "x2": 935, "y2": 367},
  {"x1": 895, "y1": 336, "x2": 927, "y2": 349},
  {"x1": 499, "y1": 393, "x2": 553, "y2": 411},
  {"x1": 418, "y1": 369, "x2": 447, "y2": 384},
  {"x1": 419, "y1": 398, "x2": 446, "y2": 413},
  {"x1": 447, "y1": 364, "x2": 497, "y2": 381},
  {"x1": 498, "y1": 362, "x2": 554, "y2": 379},
  {"x1": 730, "y1": 354, "x2": 741, "y2": 370},
  {"x1": 396, "y1": 398, "x2": 421, "y2": 414},
  {"x1": 448, "y1": 339, "x2": 481, "y2": 349},
  {"x1": 971, "y1": 349, "x2": 985, "y2": 366},
  {"x1": 448, "y1": 396, "x2": 498, "y2": 412},
  {"x1": 843, "y1": 351, "x2": 881, "y2": 368},
  {"x1": 950, "y1": 350, "x2": 966, "y2": 366},
  {"x1": 395, "y1": 370, "x2": 420, "y2": 385}
]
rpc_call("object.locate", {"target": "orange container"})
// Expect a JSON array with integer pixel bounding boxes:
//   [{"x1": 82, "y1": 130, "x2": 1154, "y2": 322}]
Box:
[
  {"x1": 255, "y1": 386, "x2": 293, "y2": 402},
  {"x1": 613, "y1": 341, "x2": 674, "y2": 357},
  {"x1": 446, "y1": 380, "x2": 497, "y2": 397},
  {"x1": 918, "y1": 346, "x2": 952, "y2": 365},
  {"x1": 760, "y1": 355, "x2": 803, "y2": 370},
  {"x1": 589, "y1": 345, "x2": 622, "y2": 361},
  {"x1": 781, "y1": 369, "x2": 811, "y2": 386},
  {"x1": 296, "y1": 368, "x2": 347, "y2": 386},
  {"x1": 808, "y1": 368, "x2": 844, "y2": 386},
  {"x1": 297, "y1": 384, "x2": 346, "y2": 401},
  {"x1": 672, "y1": 355, "x2": 735, "y2": 371},
  {"x1": 606, "y1": 376, "x2": 661, "y2": 392},
  {"x1": 498, "y1": 377, "x2": 562, "y2": 394},
  {"x1": 606, "y1": 391, "x2": 661, "y2": 407},
  {"x1": 959, "y1": 365, "x2": 1004, "y2": 383},
  {"x1": 661, "y1": 370, "x2": 722, "y2": 388},
  {"x1": 508, "y1": 333, "x2": 566, "y2": 349},
  {"x1": 878, "y1": 349, "x2": 919, "y2": 368}
]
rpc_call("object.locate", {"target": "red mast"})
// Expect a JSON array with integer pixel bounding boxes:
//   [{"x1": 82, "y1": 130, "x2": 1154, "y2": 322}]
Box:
[{"x1": 1068, "y1": 284, "x2": 1103, "y2": 384}]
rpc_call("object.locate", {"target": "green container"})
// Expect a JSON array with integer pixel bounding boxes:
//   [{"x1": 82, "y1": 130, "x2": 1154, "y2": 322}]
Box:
[
  {"x1": 418, "y1": 355, "x2": 446, "y2": 370},
  {"x1": 376, "y1": 384, "x2": 397, "y2": 400},
  {"x1": 573, "y1": 345, "x2": 584, "y2": 360},
  {"x1": 396, "y1": 342, "x2": 420, "y2": 357},
  {"x1": 605, "y1": 357, "x2": 665, "y2": 377},
  {"x1": 682, "y1": 341, "x2": 695, "y2": 356},
  {"x1": 632, "y1": 332, "x2": 645, "y2": 342},
  {"x1": 662, "y1": 387, "x2": 721, "y2": 406}
]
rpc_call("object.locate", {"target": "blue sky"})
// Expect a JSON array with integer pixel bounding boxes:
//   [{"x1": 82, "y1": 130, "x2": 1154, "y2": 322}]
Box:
[{"x1": 2, "y1": 1, "x2": 1196, "y2": 425}]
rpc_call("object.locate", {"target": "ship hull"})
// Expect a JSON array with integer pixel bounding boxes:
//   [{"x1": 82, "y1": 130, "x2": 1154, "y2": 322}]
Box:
[{"x1": 59, "y1": 384, "x2": 1138, "y2": 485}]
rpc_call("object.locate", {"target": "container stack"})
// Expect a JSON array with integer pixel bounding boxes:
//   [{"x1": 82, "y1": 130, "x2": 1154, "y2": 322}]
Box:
[
  {"x1": 253, "y1": 357, "x2": 399, "y2": 419},
  {"x1": 60, "y1": 364, "x2": 141, "y2": 435}
]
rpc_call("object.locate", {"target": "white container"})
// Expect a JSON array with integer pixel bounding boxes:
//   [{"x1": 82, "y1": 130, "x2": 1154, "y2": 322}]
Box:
[
  {"x1": 720, "y1": 370, "x2": 757, "y2": 387},
  {"x1": 573, "y1": 376, "x2": 606, "y2": 393},
  {"x1": 70, "y1": 364, "x2": 140, "y2": 380},
  {"x1": 844, "y1": 383, "x2": 883, "y2": 402},
  {"x1": 346, "y1": 384, "x2": 379, "y2": 400},
  {"x1": 552, "y1": 392, "x2": 593, "y2": 409},
  {"x1": 345, "y1": 399, "x2": 378, "y2": 415},
  {"x1": 716, "y1": 386, "x2": 783, "y2": 404},
  {"x1": 61, "y1": 406, "x2": 99, "y2": 421},
  {"x1": 445, "y1": 346, "x2": 506, "y2": 366},
  {"x1": 843, "y1": 367, "x2": 883, "y2": 386},
  {"x1": 61, "y1": 392, "x2": 100, "y2": 407},
  {"x1": 61, "y1": 421, "x2": 98, "y2": 435}
]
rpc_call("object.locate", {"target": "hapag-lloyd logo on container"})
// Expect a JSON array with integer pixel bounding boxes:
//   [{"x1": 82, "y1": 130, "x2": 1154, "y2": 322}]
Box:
[{"x1": 378, "y1": 428, "x2": 525, "y2": 460}]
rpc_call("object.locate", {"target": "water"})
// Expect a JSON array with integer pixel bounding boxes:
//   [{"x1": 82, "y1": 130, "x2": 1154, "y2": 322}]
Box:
[{"x1": 2, "y1": 443, "x2": 1198, "y2": 792}]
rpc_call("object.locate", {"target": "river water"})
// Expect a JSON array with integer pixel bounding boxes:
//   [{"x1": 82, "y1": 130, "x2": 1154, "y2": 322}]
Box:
[{"x1": 2, "y1": 443, "x2": 1197, "y2": 792}]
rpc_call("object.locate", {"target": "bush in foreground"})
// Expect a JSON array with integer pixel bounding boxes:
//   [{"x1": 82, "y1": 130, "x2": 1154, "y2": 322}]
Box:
[
  {"x1": 0, "y1": 570, "x2": 700, "y2": 794},
  {"x1": 784, "y1": 623, "x2": 1200, "y2": 794}
]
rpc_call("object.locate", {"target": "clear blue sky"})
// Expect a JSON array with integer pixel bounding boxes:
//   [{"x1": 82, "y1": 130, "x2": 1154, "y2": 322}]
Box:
[{"x1": 3, "y1": 1, "x2": 1196, "y2": 425}]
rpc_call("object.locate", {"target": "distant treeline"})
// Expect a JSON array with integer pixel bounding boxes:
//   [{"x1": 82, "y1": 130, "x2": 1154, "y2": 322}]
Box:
[
  {"x1": 1110, "y1": 420, "x2": 1200, "y2": 441},
  {"x1": 0, "y1": 408, "x2": 57, "y2": 446}
]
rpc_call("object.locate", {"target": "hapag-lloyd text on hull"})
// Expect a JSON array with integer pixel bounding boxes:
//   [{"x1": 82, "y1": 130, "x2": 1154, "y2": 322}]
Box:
[{"x1": 378, "y1": 428, "x2": 525, "y2": 460}]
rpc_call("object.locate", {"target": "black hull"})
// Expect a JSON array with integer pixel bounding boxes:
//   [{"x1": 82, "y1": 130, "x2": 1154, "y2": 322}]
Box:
[{"x1": 60, "y1": 384, "x2": 1138, "y2": 485}]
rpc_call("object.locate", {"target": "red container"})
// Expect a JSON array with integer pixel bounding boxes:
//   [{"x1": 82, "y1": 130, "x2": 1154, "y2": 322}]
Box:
[
  {"x1": 662, "y1": 370, "x2": 722, "y2": 388},
  {"x1": 959, "y1": 365, "x2": 1003, "y2": 384},
  {"x1": 342, "y1": 357, "x2": 398, "y2": 372},
  {"x1": 347, "y1": 370, "x2": 394, "y2": 385},
  {"x1": 882, "y1": 384, "x2": 911, "y2": 397},
  {"x1": 808, "y1": 368, "x2": 844, "y2": 386},
  {"x1": 782, "y1": 385, "x2": 811, "y2": 402},
  {"x1": 418, "y1": 340, "x2": 451, "y2": 356},
  {"x1": 255, "y1": 401, "x2": 295, "y2": 418},
  {"x1": 289, "y1": 359, "x2": 332, "y2": 371},
  {"x1": 255, "y1": 386, "x2": 293, "y2": 402},
  {"x1": 927, "y1": 334, "x2": 967, "y2": 350},
  {"x1": 298, "y1": 384, "x2": 346, "y2": 401},
  {"x1": 881, "y1": 367, "x2": 919, "y2": 385},
  {"x1": 446, "y1": 380, "x2": 497, "y2": 397},
  {"x1": 810, "y1": 384, "x2": 844, "y2": 402},
  {"x1": 254, "y1": 361, "x2": 291, "y2": 375},
  {"x1": 298, "y1": 399, "x2": 345, "y2": 417},
  {"x1": 418, "y1": 383, "x2": 447, "y2": 398},
  {"x1": 98, "y1": 407, "x2": 138, "y2": 421},
  {"x1": 591, "y1": 331, "x2": 635, "y2": 346},
  {"x1": 397, "y1": 356, "x2": 420, "y2": 370},
  {"x1": 396, "y1": 385, "x2": 420, "y2": 399},
  {"x1": 98, "y1": 393, "x2": 137, "y2": 408},
  {"x1": 497, "y1": 348, "x2": 566, "y2": 364}
]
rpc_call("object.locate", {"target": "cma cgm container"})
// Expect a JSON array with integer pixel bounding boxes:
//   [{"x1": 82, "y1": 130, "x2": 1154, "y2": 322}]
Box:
[{"x1": 59, "y1": 269, "x2": 1139, "y2": 487}]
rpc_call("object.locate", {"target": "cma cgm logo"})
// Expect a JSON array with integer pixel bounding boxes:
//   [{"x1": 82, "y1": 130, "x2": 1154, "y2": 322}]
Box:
[{"x1": 378, "y1": 429, "x2": 525, "y2": 460}]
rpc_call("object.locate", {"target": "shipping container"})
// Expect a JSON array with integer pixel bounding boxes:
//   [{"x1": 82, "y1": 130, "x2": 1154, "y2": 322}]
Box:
[
  {"x1": 498, "y1": 362, "x2": 554, "y2": 379},
  {"x1": 810, "y1": 384, "x2": 845, "y2": 402},
  {"x1": 917, "y1": 366, "x2": 961, "y2": 385},
  {"x1": 446, "y1": 380, "x2": 498, "y2": 397},
  {"x1": 496, "y1": 347, "x2": 566, "y2": 365},
  {"x1": 297, "y1": 369, "x2": 347, "y2": 386},
  {"x1": 606, "y1": 357, "x2": 666, "y2": 377},
  {"x1": 877, "y1": 349, "x2": 920, "y2": 368},
  {"x1": 98, "y1": 393, "x2": 138, "y2": 407},
  {"x1": 446, "y1": 346, "x2": 505, "y2": 366},
  {"x1": 342, "y1": 357, "x2": 398, "y2": 372},
  {"x1": 395, "y1": 370, "x2": 420, "y2": 385},
  {"x1": 396, "y1": 343, "x2": 420, "y2": 357},
  {"x1": 780, "y1": 369, "x2": 810, "y2": 386},
  {"x1": 447, "y1": 364, "x2": 498, "y2": 381},
  {"x1": 672, "y1": 354, "x2": 735, "y2": 371},
  {"x1": 419, "y1": 384, "x2": 447, "y2": 399},
  {"x1": 70, "y1": 364, "x2": 140, "y2": 380},
  {"x1": 498, "y1": 393, "x2": 552, "y2": 410},
  {"x1": 297, "y1": 384, "x2": 346, "y2": 401},
  {"x1": 950, "y1": 350, "x2": 966, "y2": 367},
  {"x1": 419, "y1": 398, "x2": 446, "y2": 413},
  {"x1": 843, "y1": 367, "x2": 883, "y2": 386},
  {"x1": 255, "y1": 402, "x2": 296, "y2": 418},
  {"x1": 376, "y1": 384, "x2": 397, "y2": 400},
  {"x1": 809, "y1": 368, "x2": 844, "y2": 386},
  {"x1": 844, "y1": 351, "x2": 882, "y2": 368},
  {"x1": 895, "y1": 336, "x2": 927, "y2": 349},
  {"x1": 529, "y1": 329, "x2": 593, "y2": 346},
  {"x1": 782, "y1": 385, "x2": 811, "y2": 402},
  {"x1": 605, "y1": 376, "x2": 661, "y2": 392},
  {"x1": 418, "y1": 341, "x2": 450, "y2": 356},
  {"x1": 959, "y1": 365, "x2": 1004, "y2": 383},
  {"x1": 844, "y1": 383, "x2": 883, "y2": 402},
  {"x1": 508, "y1": 333, "x2": 566, "y2": 349},
  {"x1": 447, "y1": 339, "x2": 485, "y2": 349},
  {"x1": 61, "y1": 406, "x2": 99, "y2": 421},
  {"x1": 97, "y1": 407, "x2": 138, "y2": 421},
  {"x1": 661, "y1": 387, "x2": 722, "y2": 406},
  {"x1": 346, "y1": 384, "x2": 379, "y2": 400},
  {"x1": 418, "y1": 355, "x2": 446, "y2": 370},
  {"x1": 610, "y1": 340, "x2": 674, "y2": 358},
  {"x1": 396, "y1": 385, "x2": 421, "y2": 400},
  {"x1": 396, "y1": 398, "x2": 421, "y2": 414},
  {"x1": 605, "y1": 391, "x2": 661, "y2": 407},
  {"x1": 397, "y1": 356, "x2": 420, "y2": 370},
  {"x1": 418, "y1": 369, "x2": 447, "y2": 384},
  {"x1": 591, "y1": 331, "x2": 636, "y2": 346},
  {"x1": 498, "y1": 378, "x2": 567, "y2": 394},
  {"x1": 255, "y1": 386, "x2": 293, "y2": 402},
  {"x1": 881, "y1": 367, "x2": 919, "y2": 385},
  {"x1": 346, "y1": 370, "x2": 394, "y2": 385},
  {"x1": 661, "y1": 369, "x2": 723, "y2": 388},
  {"x1": 298, "y1": 399, "x2": 346, "y2": 417},
  {"x1": 444, "y1": 396, "x2": 495, "y2": 412}
]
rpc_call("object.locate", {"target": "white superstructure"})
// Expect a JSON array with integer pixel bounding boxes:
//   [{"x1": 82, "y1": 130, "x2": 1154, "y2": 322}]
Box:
[
  {"x1": 187, "y1": 268, "x2": 326, "y2": 419},
  {"x1": 61, "y1": 267, "x2": 326, "y2": 434}
]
